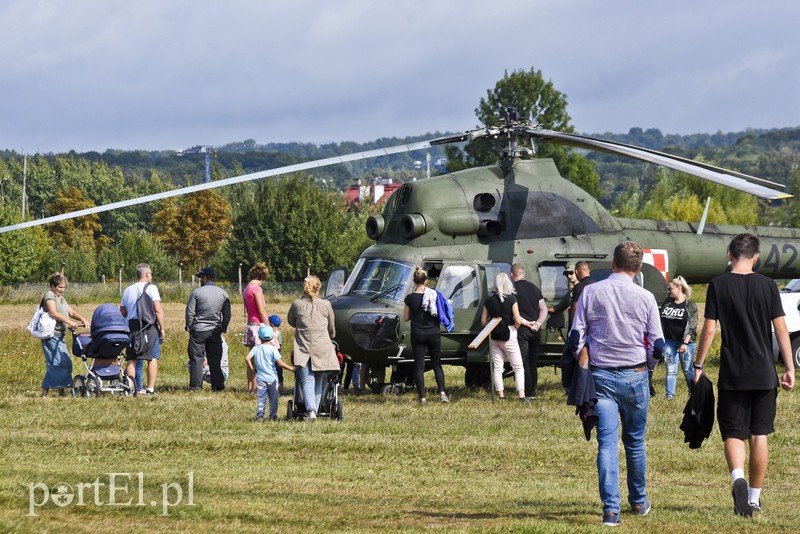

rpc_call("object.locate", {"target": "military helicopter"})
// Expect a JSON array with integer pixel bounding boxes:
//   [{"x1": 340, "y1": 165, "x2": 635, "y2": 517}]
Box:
[{"x1": 3, "y1": 113, "x2": 799, "y2": 384}]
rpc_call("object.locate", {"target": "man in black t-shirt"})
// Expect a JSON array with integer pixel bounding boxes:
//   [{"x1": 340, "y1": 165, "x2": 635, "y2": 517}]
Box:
[
  {"x1": 694, "y1": 233, "x2": 795, "y2": 517},
  {"x1": 548, "y1": 261, "x2": 594, "y2": 328},
  {"x1": 511, "y1": 263, "x2": 548, "y2": 399}
]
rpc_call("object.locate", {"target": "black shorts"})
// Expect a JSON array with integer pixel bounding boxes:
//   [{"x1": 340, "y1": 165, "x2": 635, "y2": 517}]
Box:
[
  {"x1": 717, "y1": 388, "x2": 777, "y2": 440},
  {"x1": 125, "y1": 347, "x2": 154, "y2": 361}
]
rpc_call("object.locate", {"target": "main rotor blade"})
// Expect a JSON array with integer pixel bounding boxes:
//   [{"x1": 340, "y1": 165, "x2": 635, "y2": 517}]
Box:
[
  {"x1": 527, "y1": 128, "x2": 790, "y2": 200},
  {"x1": 0, "y1": 140, "x2": 432, "y2": 234}
]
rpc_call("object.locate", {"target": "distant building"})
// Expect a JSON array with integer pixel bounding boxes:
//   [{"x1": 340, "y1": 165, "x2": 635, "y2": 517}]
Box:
[{"x1": 345, "y1": 177, "x2": 401, "y2": 206}]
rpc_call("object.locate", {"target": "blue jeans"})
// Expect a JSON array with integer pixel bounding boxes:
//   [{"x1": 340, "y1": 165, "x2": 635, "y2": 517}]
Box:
[
  {"x1": 134, "y1": 337, "x2": 161, "y2": 390},
  {"x1": 256, "y1": 379, "x2": 279, "y2": 420},
  {"x1": 296, "y1": 361, "x2": 324, "y2": 414},
  {"x1": 592, "y1": 366, "x2": 650, "y2": 514},
  {"x1": 664, "y1": 339, "x2": 696, "y2": 398}
]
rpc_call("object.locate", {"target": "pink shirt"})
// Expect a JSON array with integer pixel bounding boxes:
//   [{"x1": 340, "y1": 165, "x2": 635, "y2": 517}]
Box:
[{"x1": 243, "y1": 282, "x2": 265, "y2": 324}]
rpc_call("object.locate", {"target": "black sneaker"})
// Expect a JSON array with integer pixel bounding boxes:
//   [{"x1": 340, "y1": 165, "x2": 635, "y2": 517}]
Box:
[
  {"x1": 749, "y1": 500, "x2": 761, "y2": 513},
  {"x1": 732, "y1": 478, "x2": 752, "y2": 517}
]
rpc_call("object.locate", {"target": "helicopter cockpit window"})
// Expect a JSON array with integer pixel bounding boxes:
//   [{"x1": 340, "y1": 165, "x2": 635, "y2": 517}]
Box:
[
  {"x1": 437, "y1": 265, "x2": 479, "y2": 309},
  {"x1": 483, "y1": 263, "x2": 511, "y2": 292},
  {"x1": 538, "y1": 265, "x2": 570, "y2": 301},
  {"x1": 340, "y1": 258, "x2": 365, "y2": 296},
  {"x1": 347, "y1": 258, "x2": 415, "y2": 302}
]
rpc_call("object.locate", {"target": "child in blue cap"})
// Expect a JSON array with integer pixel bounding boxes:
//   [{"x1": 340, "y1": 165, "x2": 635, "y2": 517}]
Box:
[{"x1": 245, "y1": 325, "x2": 294, "y2": 421}]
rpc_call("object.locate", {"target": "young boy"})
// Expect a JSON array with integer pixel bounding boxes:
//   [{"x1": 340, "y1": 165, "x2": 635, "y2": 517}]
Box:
[
  {"x1": 268, "y1": 314, "x2": 284, "y2": 393},
  {"x1": 246, "y1": 326, "x2": 294, "y2": 421}
]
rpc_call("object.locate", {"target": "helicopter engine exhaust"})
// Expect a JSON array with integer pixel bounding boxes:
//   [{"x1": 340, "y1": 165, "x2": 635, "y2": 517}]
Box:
[{"x1": 401, "y1": 213, "x2": 427, "y2": 239}]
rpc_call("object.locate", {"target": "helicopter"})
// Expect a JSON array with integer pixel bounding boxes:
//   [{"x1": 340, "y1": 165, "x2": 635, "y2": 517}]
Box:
[{"x1": 3, "y1": 114, "x2": 800, "y2": 385}]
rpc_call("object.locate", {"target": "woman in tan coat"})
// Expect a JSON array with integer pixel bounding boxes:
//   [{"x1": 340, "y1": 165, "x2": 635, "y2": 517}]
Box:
[{"x1": 287, "y1": 275, "x2": 338, "y2": 420}]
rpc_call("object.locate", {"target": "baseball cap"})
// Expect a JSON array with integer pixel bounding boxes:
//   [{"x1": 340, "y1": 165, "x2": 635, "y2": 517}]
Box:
[
  {"x1": 268, "y1": 314, "x2": 281, "y2": 327},
  {"x1": 195, "y1": 267, "x2": 215, "y2": 279},
  {"x1": 258, "y1": 325, "x2": 274, "y2": 341}
]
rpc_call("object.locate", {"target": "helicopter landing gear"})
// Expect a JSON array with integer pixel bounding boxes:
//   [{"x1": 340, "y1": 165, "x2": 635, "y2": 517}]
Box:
[{"x1": 464, "y1": 362, "x2": 491, "y2": 389}]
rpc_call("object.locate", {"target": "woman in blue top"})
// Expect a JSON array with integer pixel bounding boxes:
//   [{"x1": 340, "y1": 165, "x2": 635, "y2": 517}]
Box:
[{"x1": 40, "y1": 273, "x2": 89, "y2": 397}]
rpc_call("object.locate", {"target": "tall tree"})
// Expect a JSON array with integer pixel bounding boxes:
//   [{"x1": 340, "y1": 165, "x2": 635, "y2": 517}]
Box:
[
  {"x1": 46, "y1": 186, "x2": 110, "y2": 254},
  {"x1": 0, "y1": 205, "x2": 50, "y2": 285},
  {"x1": 152, "y1": 189, "x2": 232, "y2": 270},
  {"x1": 97, "y1": 230, "x2": 179, "y2": 281},
  {"x1": 446, "y1": 68, "x2": 600, "y2": 197},
  {"x1": 222, "y1": 174, "x2": 374, "y2": 280}
]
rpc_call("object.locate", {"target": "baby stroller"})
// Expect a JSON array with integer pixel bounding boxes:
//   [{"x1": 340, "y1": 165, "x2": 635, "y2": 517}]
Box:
[
  {"x1": 286, "y1": 341, "x2": 344, "y2": 421},
  {"x1": 71, "y1": 303, "x2": 136, "y2": 397}
]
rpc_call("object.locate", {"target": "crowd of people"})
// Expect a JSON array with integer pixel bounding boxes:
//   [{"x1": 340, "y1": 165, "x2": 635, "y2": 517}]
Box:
[{"x1": 35, "y1": 236, "x2": 796, "y2": 524}]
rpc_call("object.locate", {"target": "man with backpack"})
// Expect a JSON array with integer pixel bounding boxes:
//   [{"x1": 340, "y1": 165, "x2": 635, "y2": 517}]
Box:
[{"x1": 120, "y1": 263, "x2": 166, "y2": 395}]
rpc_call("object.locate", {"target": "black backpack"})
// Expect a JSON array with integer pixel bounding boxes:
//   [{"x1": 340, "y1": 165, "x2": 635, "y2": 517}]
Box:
[{"x1": 129, "y1": 283, "x2": 158, "y2": 357}]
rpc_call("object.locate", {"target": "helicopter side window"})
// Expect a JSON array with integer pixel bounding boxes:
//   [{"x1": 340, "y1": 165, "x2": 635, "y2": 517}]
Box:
[
  {"x1": 437, "y1": 265, "x2": 479, "y2": 309},
  {"x1": 483, "y1": 263, "x2": 511, "y2": 292},
  {"x1": 538, "y1": 265, "x2": 570, "y2": 301}
]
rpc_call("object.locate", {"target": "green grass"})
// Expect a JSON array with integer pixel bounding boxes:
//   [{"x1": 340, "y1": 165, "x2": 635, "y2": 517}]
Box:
[{"x1": 1, "y1": 320, "x2": 798, "y2": 532}]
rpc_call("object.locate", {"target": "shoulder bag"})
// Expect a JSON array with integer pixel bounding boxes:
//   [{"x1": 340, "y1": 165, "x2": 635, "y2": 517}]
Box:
[{"x1": 27, "y1": 299, "x2": 57, "y2": 339}]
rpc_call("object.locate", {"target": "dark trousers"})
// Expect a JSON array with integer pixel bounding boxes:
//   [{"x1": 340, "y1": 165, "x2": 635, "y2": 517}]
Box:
[
  {"x1": 517, "y1": 326, "x2": 541, "y2": 397},
  {"x1": 411, "y1": 330, "x2": 445, "y2": 399},
  {"x1": 188, "y1": 327, "x2": 225, "y2": 391}
]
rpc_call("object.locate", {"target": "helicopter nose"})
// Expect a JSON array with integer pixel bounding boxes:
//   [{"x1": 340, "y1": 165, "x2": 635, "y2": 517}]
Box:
[{"x1": 347, "y1": 312, "x2": 402, "y2": 352}]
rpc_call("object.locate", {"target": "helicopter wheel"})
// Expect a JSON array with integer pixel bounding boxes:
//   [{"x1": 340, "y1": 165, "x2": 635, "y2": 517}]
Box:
[{"x1": 465, "y1": 363, "x2": 491, "y2": 389}]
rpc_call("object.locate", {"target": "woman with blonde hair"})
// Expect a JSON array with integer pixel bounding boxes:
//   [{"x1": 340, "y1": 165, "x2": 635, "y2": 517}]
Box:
[
  {"x1": 287, "y1": 275, "x2": 340, "y2": 420},
  {"x1": 243, "y1": 262, "x2": 271, "y2": 393},
  {"x1": 659, "y1": 275, "x2": 698, "y2": 398},
  {"x1": 481, "y1": 272, "x2": 527, "y2": 401}
]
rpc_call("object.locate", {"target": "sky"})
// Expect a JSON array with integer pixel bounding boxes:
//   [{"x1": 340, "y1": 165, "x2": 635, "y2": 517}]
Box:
[{"x1": 1, "y1": 0, "x2": 799, "y2": 154}]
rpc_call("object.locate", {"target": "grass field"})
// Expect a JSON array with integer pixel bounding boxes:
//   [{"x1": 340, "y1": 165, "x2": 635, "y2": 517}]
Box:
[{"x1": 1, "y1": 301, "x2": 798, "y2": 533}]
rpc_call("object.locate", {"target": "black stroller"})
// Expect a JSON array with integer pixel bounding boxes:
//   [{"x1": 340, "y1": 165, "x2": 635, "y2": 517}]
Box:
[
  {"x1": 286, "y1": 342, "x2": 344, "y2": 421},
  {"x1": 71, "y1": 304, "x2": 136, "y2": 397}
]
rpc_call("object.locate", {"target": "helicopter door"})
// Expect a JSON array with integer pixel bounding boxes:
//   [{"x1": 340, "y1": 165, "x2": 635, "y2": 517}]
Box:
[
  {"x1": 429, "y1": 263, "x2": 481, "y2": 331},
  {"x1": 325, "y1": 266, "x2": 347, "y2": 299}
]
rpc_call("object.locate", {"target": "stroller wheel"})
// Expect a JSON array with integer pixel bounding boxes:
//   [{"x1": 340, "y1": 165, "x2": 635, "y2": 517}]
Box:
[
  {"x1": 71, "y1": 375, "x2": 87, "y2": 398},
  {"x1": 286, "y1": 400, "x2": 294, "y2": 420},
  {"x1": 123, "y1": 375, "x2": 136, "y2": 397},
  {"x1": 86, "y1": 376, "x2": 102, "y2": 397},
  {"x1": 335, "y1": 398, "x2": 344, "y2": 421}
]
